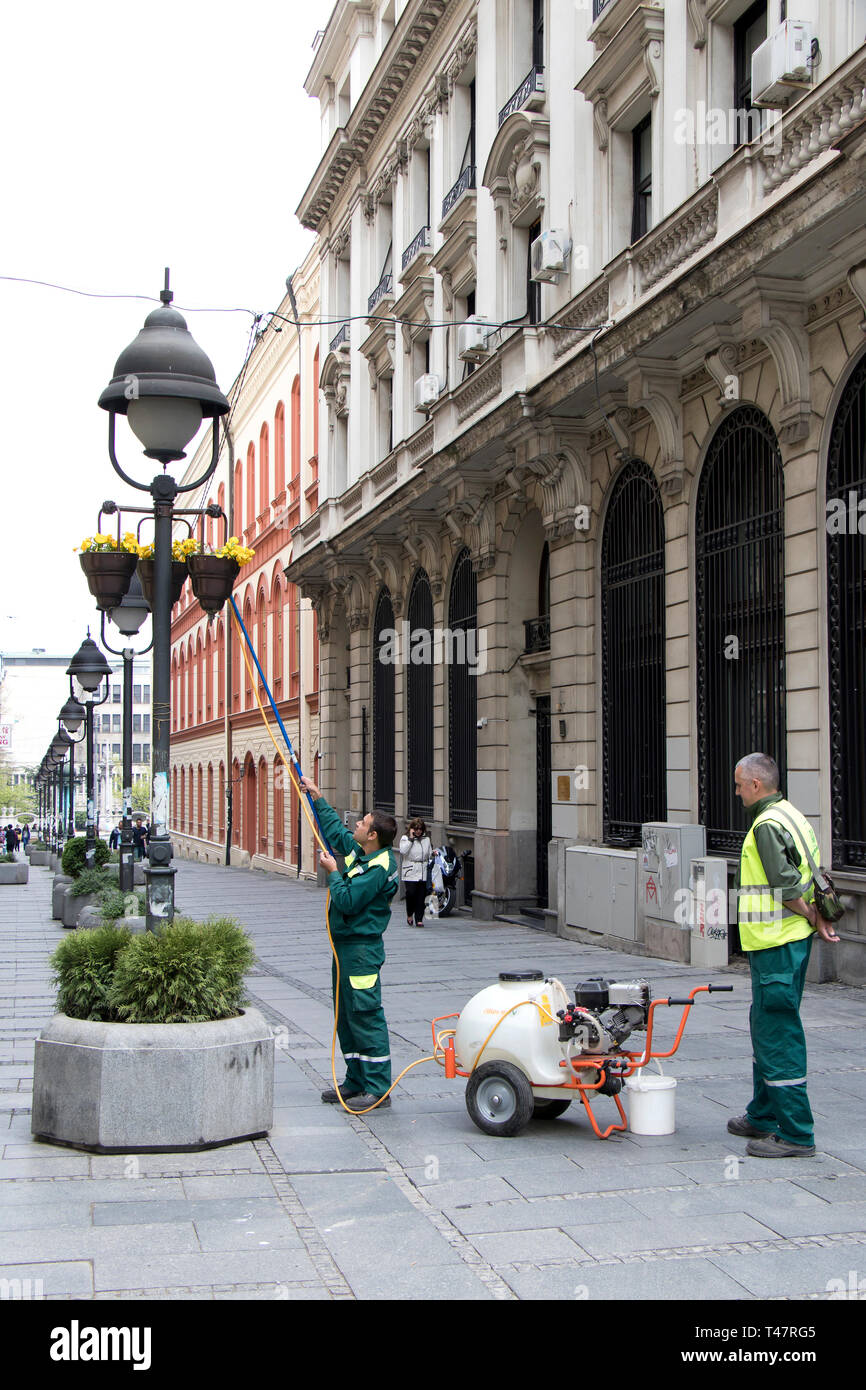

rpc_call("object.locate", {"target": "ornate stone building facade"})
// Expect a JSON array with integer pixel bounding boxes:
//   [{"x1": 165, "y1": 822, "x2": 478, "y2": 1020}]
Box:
[
  {"x1": 169, "y1": 249, "x2": 322, "y2": 877},
  {"x1": 288, "y1": 0, "x2": 866, "y2": 983}
]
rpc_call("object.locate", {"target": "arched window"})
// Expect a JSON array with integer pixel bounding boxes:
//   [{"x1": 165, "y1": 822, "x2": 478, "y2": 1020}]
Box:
[
  {"x1": 179, "y1": 649, "x2": 187, "y2": 729},
  {"x1": 257, "y1": 587, "x2": 268, "y2": 699},
  {"x1": 826, "y1": 354, "x2": 866, "y2": 869},
  {"x1": 407, "y1": 570, "x2": 434, "y2": 819},
  {"x1": 207, "y1": 763, "x2": 214, "y2": 841},
  {"x1": 171, "y1": 654, "x2": 178, "y2": 732},
  {"x1": 218, "y1": 762, "x2": 226, "y2": 839},
  {"x1": 172, "y1": 775, "x2": 177, "y2": 830},
  {"x1": 246, "y1": 442, "x2": 256, "y2": 533},
  {"x1": 272, "y1": 573, "x2": 284, "y2": 696},
  {"x1": 231, "y1": 758, "x2": 241, "y2": 846},
  {"x1": 243, "y1": 597, "x2": 254, "y2": 708},
  {"x1": 231, "y1": 608, "x2": 241, "y2": 713},
  {"x1": 187, "y1": 642, "x2": 195, "y2": 727},
  {"x1": 273, "y1": 756, "x2": 284, "y2": 860},
  {"x1": 217, "y1": 618, "x2": 225, "y2": 718},
  {"x1": 373, "y1": 588, "x2": 396, "y2": 813},
  {"x1": 448, "y1": 550, "x2": 477, "y2": 824},
  {"x1": 696, "y1": 405, "x2": 785, "y2": 854},
  {"x1": 217, "y1": 482, "x2": 225, "y2": 525},
  {"x1": 195, "y1": 635, "x2": 204, "y2": 725},
  {"x1": 234, "y1": 459, "x2": 244, "y2": 537},
  {"x1": 205, "y1": 630, "x2": 213, "y2": 721},
  {"x1": 260, "y1": 423, "x2": 270, "y2": 510},
  {"x1": 206, "y1": 499, "x2": 214, "y2": 549},
  {"x1": 180, "y1": 766, "x2": 186, "y2": 834},
  {"x1": 601, "y1": 459, "x2": 667, "y2": 846},
  {"x1": 197, "y1": 765, "x2": 204, "y2": 838},
  {"x1": 258, "y1": 756, "x2": 269, "y2": 855},
  {"x1": 291, "y1": 375, "x2": 301, "y2": 499},
  {"x1": 288, "y1": 583, "x2": 300, "y2": 698},
  {"x1": 274, "y1": 402, "x2": 286, "y2": 499}
]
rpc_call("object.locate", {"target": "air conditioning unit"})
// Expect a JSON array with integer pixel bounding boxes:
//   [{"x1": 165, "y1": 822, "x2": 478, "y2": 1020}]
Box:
[
  {"x1": 414, "y1": 374, "x2": 440, "y2": 412},
  {"x1": 530, "y1": 229, "x2": 572, "y2": 284},
  {"x1": 457, "y1": 316, "x2": 491, "y2": 363},
  {"x1": 751, "y1": 20, "x2": 814, "y2": 107}
]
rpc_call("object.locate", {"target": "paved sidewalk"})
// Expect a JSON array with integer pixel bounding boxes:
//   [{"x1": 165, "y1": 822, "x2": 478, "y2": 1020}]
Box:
[{"x1": 2, "y1": 859, "x2": 866, "y2": 1301}]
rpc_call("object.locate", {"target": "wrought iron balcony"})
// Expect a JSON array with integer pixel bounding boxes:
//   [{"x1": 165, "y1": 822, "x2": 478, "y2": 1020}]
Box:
[
  {"x1": 401, "y1": 225, "x2": 431, "y2": 273},
  {"x1": 593, "y1": 0, "x2": 613, "y2": 17},
  {"x1": 524, "y1": 614, "x2": 551, "y2": 653},
  {"x1": 329, "y1": 321, "x2": 350, "y2": 354},
  {"x1": 498, "y1": 66, "x2": 545, "y2": 127},
  {"x1": 367, "y1": 272, "x2": 393, "y2": 315},
  {"x1": 442, "y1": 166, "x2": 476, "y2": 220}
]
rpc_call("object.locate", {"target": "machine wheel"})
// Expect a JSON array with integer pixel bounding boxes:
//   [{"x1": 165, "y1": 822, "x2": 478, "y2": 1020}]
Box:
[
  {"x1": 465, "y1": 1062, "x2": 535, "y2": 1137},
  {"x1": 532, "y1": 1098, "x2": 573, "y2": 1120},
  {"x1": 436, "y1": 884, "x2": 456, "y2": 917}
]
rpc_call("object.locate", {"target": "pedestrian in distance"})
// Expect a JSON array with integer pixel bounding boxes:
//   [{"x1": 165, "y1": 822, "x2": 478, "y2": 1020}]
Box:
[
  {"x1": 108, "y1": 823, "x2": 121, "y2": 851},
  {"x1": 21, "y1": 824, "x2": 30, "y2": 850},
  {"x1": 299, "y1": 775, "x2": 399, "y2": 1113},
  {"x1": 132, "y1": 818, "x2": 148, "y2": 861},
  {"x1": 728, "y1": 753, "x2": 840, "y2": 1158},
  {"x1": 399, "y1": 817, "x2": 433, "y2": 927},
  {"x1": 4, "y1": 825, "x2": 15, "y2": 855}
]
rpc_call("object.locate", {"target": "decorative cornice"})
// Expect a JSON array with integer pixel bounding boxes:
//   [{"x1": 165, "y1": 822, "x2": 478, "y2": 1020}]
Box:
[{"x1": 454, "y1": 359, "x2": 502, "y2": 423}]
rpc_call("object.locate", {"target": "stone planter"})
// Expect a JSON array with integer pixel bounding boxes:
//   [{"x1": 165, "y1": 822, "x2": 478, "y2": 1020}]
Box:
[
  {"x1": 61, "y1": 888, "x2": 99, "y2": 928},
  {"x1": 0, "y1": 863, "x2": 28, "y2": 884},
  {"x1": 32, "y1": 1009, "x2": 274, "y2": 1152},
  {"x1": 29, "y1": 851, "x2": 49, "y2": 867},
  {"x1": 52, "y1": 876, "x2": 74, "y2": 919}
]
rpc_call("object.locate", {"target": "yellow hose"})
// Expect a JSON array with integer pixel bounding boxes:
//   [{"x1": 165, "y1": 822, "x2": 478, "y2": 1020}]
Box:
[{"x1": 231, "y1": 610, "x2": 435, "y2": 1115}]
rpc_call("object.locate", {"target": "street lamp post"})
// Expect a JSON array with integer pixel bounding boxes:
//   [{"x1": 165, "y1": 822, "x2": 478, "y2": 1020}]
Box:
[
  {"x1": 66, "y1": 636, "x2": 112, "y2": 870},
  {"x1": 98, "y1": 271, "x2": 229, "y2": 931},
  {"x1": 58, "y1": 697, "x2": 87, "y2": 842},
  {"x1": 101, "y1": 572, "x2": 152, "y2": 894}
]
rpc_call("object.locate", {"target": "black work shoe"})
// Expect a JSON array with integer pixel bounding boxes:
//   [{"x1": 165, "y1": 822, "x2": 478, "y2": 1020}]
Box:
[
  {"x1": 321, "y1": 1084, "x2": 362, "y2": 1105},
  {"x1": 727, "y1": 1114, "x2": 775, "y2": 1139},
  {"x1": 746, "y1": 1134, "x2": 816, "y2": 1158},
  {"x1": 344, "y1": 1092, "x2": 392, "y2": 1112}
]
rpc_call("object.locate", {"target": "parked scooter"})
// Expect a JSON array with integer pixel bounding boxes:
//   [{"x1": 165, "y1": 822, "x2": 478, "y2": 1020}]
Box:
[{"x1": 433, "y1": 844, "x2": 461, "y2": 917}]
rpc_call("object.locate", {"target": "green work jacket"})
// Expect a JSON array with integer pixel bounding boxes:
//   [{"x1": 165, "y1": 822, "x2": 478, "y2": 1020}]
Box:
[
  {"x1": 314, "y1": 798, "x2": 399, "y2": 968},
  {"x1": 738, "y1": 794, "x2": 818, "y2": 952}
]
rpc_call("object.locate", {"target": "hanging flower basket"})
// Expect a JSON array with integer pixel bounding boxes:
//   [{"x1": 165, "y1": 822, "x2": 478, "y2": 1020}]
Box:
[
  {"x1": 137, "y1": 557, "x2": 188, "y2": 608},
  {"x1": 79, "y1": 550, "x2": 139, "y2": 611},
  {"x1": 186, "y1": 554, "x2": 240, "y2": 614}
]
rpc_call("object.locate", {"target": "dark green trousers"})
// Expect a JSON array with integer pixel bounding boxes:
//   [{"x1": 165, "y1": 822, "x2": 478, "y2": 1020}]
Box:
[
  {"x1": 746, "y1": 936, "x2": 814, "y2": 1146},
  {"x1": 332, "y1": 956, "x2": 391, "y2": 1097}
]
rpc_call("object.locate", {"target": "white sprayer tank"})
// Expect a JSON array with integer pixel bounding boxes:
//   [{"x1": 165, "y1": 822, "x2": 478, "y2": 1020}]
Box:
[{"x1": 455, "y1": 972, "x2": 576, "y2": 1093}]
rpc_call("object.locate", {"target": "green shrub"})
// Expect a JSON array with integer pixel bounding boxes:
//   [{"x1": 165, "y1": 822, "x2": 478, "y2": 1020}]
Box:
[
  {"x1": 99, "y1": 886, "x2": 146, "y2": 921},
  {"x1": 0, "y1": 853, "x2": 15, "y2": 864},
  {"x1": 61, "y1": 836, "x2": 110, "y2": 879},
  {"x1": 108, "y1": 916, "x2": 256, "y2": 1024},
  {"x1": 31, "y1": 840, "x2": 48, "y2": 850},
  {"x1": 50, "y1": 925, "x2": 134, "y2": 1022},
  {"x1": 69, "y1": 867, "x2": 112, "y2": 898}
]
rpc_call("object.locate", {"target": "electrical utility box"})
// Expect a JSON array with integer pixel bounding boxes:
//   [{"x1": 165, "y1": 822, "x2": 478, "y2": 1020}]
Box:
[
  {"x1": 639, "y1": 823, "x2": 707, "y2": 921},
  {"x1": 638, "y1": 822, "x2": 707, "y2": 962},
  {"x1": 565, "y1": 845, "x2": 638, "y2": 941},
  {"x1": 690, "y1": 858, "x2": 730, "y2": 968}
]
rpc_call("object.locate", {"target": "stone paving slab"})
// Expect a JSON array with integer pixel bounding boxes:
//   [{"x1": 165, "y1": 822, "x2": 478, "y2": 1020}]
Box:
[{"x1": 2, "y1": 857, "x2": 865, "y2": 1304}]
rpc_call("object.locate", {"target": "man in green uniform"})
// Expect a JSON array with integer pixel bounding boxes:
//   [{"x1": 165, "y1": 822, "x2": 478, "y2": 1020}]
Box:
[
  {"x1": 300, "y1": 776, "x2": 399, "y2": 1112},
  {"x1": 730, "y1": 753, "x2": 839, "y2": 1157}
]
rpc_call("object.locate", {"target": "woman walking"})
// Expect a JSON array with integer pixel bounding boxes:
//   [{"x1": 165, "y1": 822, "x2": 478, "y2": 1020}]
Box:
[{"x1": 399, "y1": 818, "x2": 433, "y2": 928}]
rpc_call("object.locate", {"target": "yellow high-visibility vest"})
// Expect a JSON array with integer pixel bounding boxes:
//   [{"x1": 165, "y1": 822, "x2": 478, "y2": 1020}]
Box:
[{"x1": 738, "y1": 799, "x2": 818, "y2": 952}]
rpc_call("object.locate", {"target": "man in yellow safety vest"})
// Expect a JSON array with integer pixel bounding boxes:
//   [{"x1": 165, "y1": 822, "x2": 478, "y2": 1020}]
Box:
[{"x1": 729, "y1": 753, "x2": 839, "y2": 1157}]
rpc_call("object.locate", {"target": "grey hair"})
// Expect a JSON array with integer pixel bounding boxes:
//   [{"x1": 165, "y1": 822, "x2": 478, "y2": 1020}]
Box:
[{"x1": 736, "y1": 753, "x2": 780, "y2": 790}]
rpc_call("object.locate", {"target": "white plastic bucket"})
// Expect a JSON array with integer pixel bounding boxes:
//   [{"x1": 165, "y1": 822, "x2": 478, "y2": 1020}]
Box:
[{"x1": 625, "y1": 1061, "x2": 677, "y2": 1135}]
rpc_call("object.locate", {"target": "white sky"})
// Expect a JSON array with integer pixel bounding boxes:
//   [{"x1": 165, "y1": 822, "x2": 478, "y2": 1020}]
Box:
[{"x1": 0, "y1": 0, "x2": 335, "y2": 682}]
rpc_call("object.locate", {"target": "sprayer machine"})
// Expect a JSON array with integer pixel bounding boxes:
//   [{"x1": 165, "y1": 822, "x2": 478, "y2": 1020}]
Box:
[{"x1": 432, "y1": 970, "x2": 732, "y2": 1138}]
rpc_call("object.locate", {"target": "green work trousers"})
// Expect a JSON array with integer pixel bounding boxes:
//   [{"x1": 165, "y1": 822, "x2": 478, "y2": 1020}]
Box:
[
  {"x1": 746, "y1": 936, "x2": 814, "y2": 1146},
  {"x1": 332, "y1": 955, "x2": 391, "y2": 1098}
]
